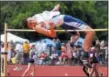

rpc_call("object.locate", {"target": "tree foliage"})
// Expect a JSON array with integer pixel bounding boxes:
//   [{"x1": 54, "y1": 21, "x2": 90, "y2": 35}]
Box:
[{"x1": 0, "y1": 1, "x2": 108, "y2": 41}]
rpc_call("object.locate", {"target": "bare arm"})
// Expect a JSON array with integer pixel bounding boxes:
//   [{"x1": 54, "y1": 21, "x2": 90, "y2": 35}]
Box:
[
  {"x1": 33, "y1": 23, "x2": 56, "y2": 38},
  {"x1": 70, "y1": 31, "x2": 80, "y2": 43},
  {"x1": 52, "y1": 4, "x2": 60, "y2": 11},
  {"x1": 76, "y1": 31, "x2": 80, "y2": 36}
]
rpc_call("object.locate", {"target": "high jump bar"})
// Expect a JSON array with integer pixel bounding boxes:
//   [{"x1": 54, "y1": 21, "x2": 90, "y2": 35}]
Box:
[{"x1": 6, "y1": 28, "x2": 108, "y2": 32}]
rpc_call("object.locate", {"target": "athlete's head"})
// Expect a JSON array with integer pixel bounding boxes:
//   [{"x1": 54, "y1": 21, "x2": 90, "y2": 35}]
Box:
[{"x1": 24, "y1": 17, "x2": 37, "y2": 29}]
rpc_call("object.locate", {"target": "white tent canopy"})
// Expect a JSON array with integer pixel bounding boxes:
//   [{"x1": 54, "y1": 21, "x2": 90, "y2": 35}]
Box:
[{"x1": 0, "y1": 32, "x2": 28, "y2": 43}]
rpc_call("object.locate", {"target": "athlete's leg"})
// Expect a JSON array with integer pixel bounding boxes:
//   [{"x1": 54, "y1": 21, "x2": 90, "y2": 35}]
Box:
[
  {"x1": 22, "y1": 63, "x2": 32, "y2": 77},
  {"x1": 30, "y1": 64, "x2": 35, "y2": 77},
  {"x1": 70, "y1": 31, "x2": 80, "y2": 44},
  {"x1": 62, "y1": 15, "x2": 95, "y2": 52},
  {"x1": 97, "y1": 63, "x2": 103, "y2": 77},
  {"x1": 90, "y1": 63, "x2": 102, "y2": 77},
  {"x1": 83, "y1": 66, "x2": 90, "y2": 77},
  {"x1": 90, "y1": 63, "x2": 96, "y2": 77},
  {"x1": 83, "y1": 26, "x2": 95, "y2": 52},
  {"x1": 62, "y1": 15, "x2": 95, "y2": 51},
  {"x1": 79, "y1": 25, "x2": 95, "y2": 67},
  {"x1": 94, "y1": 63, "x2": 100, "y2": 77}
]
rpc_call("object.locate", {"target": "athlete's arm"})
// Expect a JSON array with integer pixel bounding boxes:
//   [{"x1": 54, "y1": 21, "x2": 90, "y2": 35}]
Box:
[
  {"x1": 52, "y1": 4, "x2": 60, "y2": 11},
  {"x1": 70, "y1": 31, "x2": 80, "y2": 43},
  {"x1": 33, "y1": 22, "x2": 56, "y2": 38}
]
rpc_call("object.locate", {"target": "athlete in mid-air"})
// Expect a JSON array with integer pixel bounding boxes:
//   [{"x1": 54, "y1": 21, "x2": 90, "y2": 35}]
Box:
[{"x1": 24, "y1": 4, "x2": 95, "y2": 76}]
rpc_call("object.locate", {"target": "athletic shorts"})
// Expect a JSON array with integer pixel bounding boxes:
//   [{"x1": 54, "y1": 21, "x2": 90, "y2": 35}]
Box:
[
  {"x1": 90, "y1": 57, "x2": 99, "y2": 64},
  {"x1": 28, "y1": 58, "x2": 34, "y2": 64},
  {"x1": 61, "y1": 15, "x2": 88, "y2": 30}
]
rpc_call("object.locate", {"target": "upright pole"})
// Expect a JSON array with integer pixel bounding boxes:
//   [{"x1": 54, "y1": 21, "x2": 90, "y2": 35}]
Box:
[{"x1": 1, "y1": 23, "x2": 8, "y2": 77}]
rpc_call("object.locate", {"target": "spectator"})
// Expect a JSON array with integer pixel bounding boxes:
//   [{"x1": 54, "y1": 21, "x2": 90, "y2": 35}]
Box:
[
  {"x1": 89, "y1": 47, "x2": 103, "y2": 77},
  {"x1": 66, "y1": 41, "x2": 72, "y2": 65},
  {"x1": 11, "y1": 49, "x2": 16, "y2": 59},
  {"x1": 75, "y1": 45, "x2": 82, "y2": 65},
  {"x1": 13, "y1": 42, "x2": 23, "y2": 71},
  {"x1": 55, "y1": 39, "x2": 62, "y2": 56},
  {"x1": 60, "y1": 51, "x2": 67, "y2": 65},
  {"x1": 23, "y1": 41, "x2": 30, "y2": 64},
  {"x1": 41, "y1": 40, "x2": 47, "y2": 52},
  {"x1": 10, "y1": 50, "x2": 16, "y2": 65},
  {"x1": 10, "y1": 40, "x2": 15, "y2": 50},
  {"x1": 96, "y1": 40, "x2": 100, "y2": 46},
  {"x1": 29, "y1": 44, "x2": 39, "y2": 64},
  {"x1": 1, "y1": 43, "x2": 5, "y2": 52},
  {"x1": 4, "y1": 38, "x2": 107, "y2": 66},
  {"x1": 50, "y1": 51, "x2": 58, "y2": 65},
  {"x1": 51, "y1": 46, "x2": 56, "y2": 54},
  {"x1": 59, "y1": 43, "x2": 67, "y2": 65},
  {"x1": 36, "y1": 41, "x2": 43, "y2": 54},
  {"x1": 39, "y1": 52, "x2": 47, "y2": 65},
  {"x1": 0, "y1": 42, "x2": 3, "y2": 53},
  {"x1": 72, "y1": 46, "x2": 78, "y2": 65},
  {"x1": 7, "y1": 43, "x2": 12, "y2": 64},
  {"x1": 61, "y1": 43, "x2": 66, "y2": 52},
  {"x1": 29, "y1": 45, "x2": 36, "y2": 58},
  {"x1": 55, "y1": 39, "x2": 61, "y2": 49},
  {"x1": 100, "y1": 40, "x2": 106, "y2": 65},
  {"x1": 105, "y1": 45, "x2": 108, "y2": 65}
]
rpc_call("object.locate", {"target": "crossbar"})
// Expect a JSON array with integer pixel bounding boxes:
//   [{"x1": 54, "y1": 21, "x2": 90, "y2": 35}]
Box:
[{"x1": 6, "y1": 29, "x2": 108, "y2": 32}]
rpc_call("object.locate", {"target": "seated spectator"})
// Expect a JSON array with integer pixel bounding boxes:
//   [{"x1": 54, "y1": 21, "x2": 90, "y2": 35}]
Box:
[
  {"x1": 39, "y1": 52, "x2": 47, "y2": 65},
  {"x1": 61, "y1": 43, "x2": 66, "y2": 52},
  {"x1": 44, "y1": 55, "x2": 51, "y2": 65},
  {"x1": 11, "y1": 54, "x2": 16, "y2": 64},
  {"x1": 60, "y1": 51, "x2": 68, "y2": 65},
  {"x1": 50, "y1": 51, "x2": 58, "y2": 65}
]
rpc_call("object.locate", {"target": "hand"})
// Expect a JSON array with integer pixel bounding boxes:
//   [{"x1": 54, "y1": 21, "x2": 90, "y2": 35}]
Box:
[
  {"x1": 52, "y1": 4, "x2": 60, "y2": 11},
  {"x1": 56, "y1": 4, "x2": 60, "y2": 8}
]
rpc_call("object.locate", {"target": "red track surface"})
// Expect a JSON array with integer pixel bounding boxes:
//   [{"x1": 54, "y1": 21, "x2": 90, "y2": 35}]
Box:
[{"x1": 8, "y1": 65, "x2": 108, "y2": 77}]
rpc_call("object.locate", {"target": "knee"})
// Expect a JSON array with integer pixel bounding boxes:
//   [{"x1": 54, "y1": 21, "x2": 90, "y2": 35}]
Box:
[
  {"x1": 84, "y1": 26, "x2": 95, "y2": 36},
  {"x1": 86, "y1": 30, "x2": 95, "y2": 37},
  {"x1": 90, "y1": 30, "x2": 95, "y2": 36}
]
